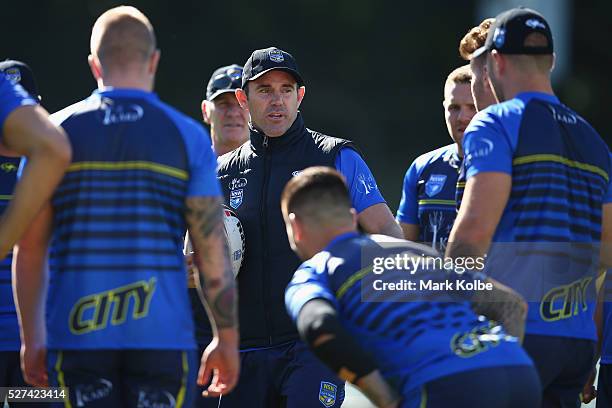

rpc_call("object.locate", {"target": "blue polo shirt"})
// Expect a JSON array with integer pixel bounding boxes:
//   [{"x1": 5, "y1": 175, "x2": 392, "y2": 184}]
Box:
[{"x1": 463, "y1": 92, "x2": 612, "y2": 340}]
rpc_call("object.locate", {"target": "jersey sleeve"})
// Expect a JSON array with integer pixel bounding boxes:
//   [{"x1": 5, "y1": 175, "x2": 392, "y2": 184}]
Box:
[
  {"x1": 177, "y1": 119, "x2": 221, "y2": 197},
  {"x1": 396, "y1": 161, "x2": 419, "y2": 224},
  {"x1": 285, "y1": 264, "x2": 338, "y2": 323},
  {"x1": 463, "y1": 110, "x2": 513, "y2": 179},
  {"x1": 0, "y1": 73, "x2": 37, "y2": 136},
  {"x1": 335, "y1": 147, "x2": 385, "y2": 213}
]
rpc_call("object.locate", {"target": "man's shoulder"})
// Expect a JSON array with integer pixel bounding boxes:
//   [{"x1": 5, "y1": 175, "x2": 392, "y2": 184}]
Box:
[
  {"x1": 217, "y1": 141, "x2": 251, "y2": 173},
  {"x1": 306, "y1": 128, "x2": 357, "y2": 154},
  {"x1": 411, "y1": 144, "x2": 456, "y2": 171}
]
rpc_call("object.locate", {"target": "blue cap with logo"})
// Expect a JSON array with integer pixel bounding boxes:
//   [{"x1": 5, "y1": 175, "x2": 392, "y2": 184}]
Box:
[
  {"x1": 0, "y1": 59, "x2": 41, "y2": 100},
  {"x1": 206, "y1": 64, "x2": 243, "y2": 101},
  {"x1": 472, "y1": 7, "x2": 553, "y2": 59},
  {"x1": 241, "y1": 47, "x2": 304, "y2": 88}
]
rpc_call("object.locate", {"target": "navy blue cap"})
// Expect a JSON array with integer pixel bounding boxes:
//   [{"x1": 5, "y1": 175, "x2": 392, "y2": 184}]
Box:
[
  {"x1": 242, "y1": 47, "x2": 304, "y2": 88},
  {"x1": 206, "y1": 64, "x2": 243, "y2": 101},
  {"x1": 0, "y1": 60, "x2": 41, "y2": 100},
  {"x1": 472, "y1": 7, "x2": 553, "y2": 59}
]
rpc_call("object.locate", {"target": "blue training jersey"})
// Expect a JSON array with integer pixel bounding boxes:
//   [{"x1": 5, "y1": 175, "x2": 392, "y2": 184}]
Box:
[
  {"x1": 396, "y1": 144, "x2": 460, "y2": 250},
  {"x1": 463, "y1": 92, "x2": 612, "y2": 340},
  {"x1": 47, "y1": 88, "x2": 221, "y2": 350},
  {"x1": 0, "y1": 72, "x2": 36, "y2": 351},
  {"x1": 0, "y1": 156, "x2": 23, "y2": 351},
  {"x1": 285, "y1": 232, "x2": 533, "y2": 397},
  {"x1": 602, "y1": 300, "x2": 612, "y2": 364},
  {"x1": 335, "y1": 148, "x2": 385, "y2": 213}
]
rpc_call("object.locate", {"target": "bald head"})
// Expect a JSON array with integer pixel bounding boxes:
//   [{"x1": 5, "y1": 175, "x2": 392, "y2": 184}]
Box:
[{"x1": 90, "y1": 6, "x2": 156, "y2": 72}]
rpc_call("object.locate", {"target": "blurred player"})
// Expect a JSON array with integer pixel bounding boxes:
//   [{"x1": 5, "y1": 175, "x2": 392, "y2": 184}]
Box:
[
  {"x1": 201, "y1": 64, "x2": 249, "y2": 155},
  {"x1": 203, "y1": 46, "x2": 402, "y2": 408},
  {"x1": 13, "y1": 6, "x2": 238, "y2": 407},
  {"x1": 396, "y1": 65, "x2": 475, "y2": 249},
  {"x1": 0, "y1": 70, "x2": 69, "y2": 260},
  {"x1": 446, "y1": 7, "x2": 612, "y2": 407},
  {"x1": 454, "y1": 18, "x2": 496, "y2": 211},
  {"x1": 283, "y1": 166, "x2": 540, "y2": 408},
  {"x1": 0, "y1": 60, "x2": 50, "y2": 407}
]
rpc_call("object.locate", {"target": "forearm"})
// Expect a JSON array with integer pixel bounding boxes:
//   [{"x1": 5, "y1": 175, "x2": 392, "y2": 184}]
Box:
[
  {"x1": 12, "y1": 245, "x2": 48, "y2": 347},
  {"x1": 470, "y1": 278, "x2": 527, "y2": 342},
  {"x1": 185, "y1": 196, "x2": 237, "y2": 333}
]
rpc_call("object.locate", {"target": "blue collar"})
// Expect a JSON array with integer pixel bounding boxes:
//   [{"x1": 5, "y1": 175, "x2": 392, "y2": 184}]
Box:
[
  {"x1": 93, "y1": 87, "x2": 158, "y2": 101},
  {"x1": 323, "y1": 231, "x2": 360, "y2": 251},
  {"x1": 515, "y1": 91, "x2": 559, "y2": 105}
]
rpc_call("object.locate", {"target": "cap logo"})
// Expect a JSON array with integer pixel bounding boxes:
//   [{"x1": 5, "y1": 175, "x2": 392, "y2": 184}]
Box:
[
  {"x1": 269, "y1": 49, "x2": 285, "y2": 63},
  {"x1": 227, "y1": 67, "x2": 242, "y2": 80},
  {"x1": 4, "y1": 67, "x2": 21, "y2": 85},
  {"x1": 493, "y1": 27, "x2": 506, "y2": 48},
  {"x1": 525, "y1": 18, "x2": 546, "y2": 30}
]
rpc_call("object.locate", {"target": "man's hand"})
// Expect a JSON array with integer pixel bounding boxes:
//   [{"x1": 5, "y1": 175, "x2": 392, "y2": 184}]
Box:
[
  {"x1": 580, "y1": 368, "x2": 597, "y2": 404},
  {"x1": 197, "y1": 329, "x2": 240, "y2": 397},
  {"x1": 20, "y1": 342, "x2": 48, "y2": 387},
  {"x1": 355, "y1": 370, "x2": 401, "y2": 408}
]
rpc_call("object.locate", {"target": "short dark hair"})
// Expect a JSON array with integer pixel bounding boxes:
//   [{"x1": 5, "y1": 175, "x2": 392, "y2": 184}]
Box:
[{"x1": 281, "y1": 166, "x2": 352, "y2": 225}]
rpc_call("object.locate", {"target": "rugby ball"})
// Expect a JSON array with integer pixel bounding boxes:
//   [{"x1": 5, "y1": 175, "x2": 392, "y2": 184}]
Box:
[
  {"x1": 183, "y1": 206, "x2": 245, "y2": 278},
  {"x1": 223, "y1": 206, "x2": 245, "y2": 278}
]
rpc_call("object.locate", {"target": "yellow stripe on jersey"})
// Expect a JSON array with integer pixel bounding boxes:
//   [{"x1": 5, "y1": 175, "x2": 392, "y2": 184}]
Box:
[
  {"x1": 54, "y1": 351, "x2": 73, "y2": 408},
  {"x1": 513, "y1": 154, "x2": 609, "y2": 182},
  {"x1": 456, "y1": 182, "x2": 466, "y2": 188},
  {"x1": 175, "y1": 351, "x2": 189, "y2": 408},
  {"x1": 68, "y1": 161, "x2": 188, "y2": 180},
  {"x1": 0, "y1": 195, "x2": 12, "y2": 200},
  {"x1": 418, "y1": 199, "x2": 456, "y2": 206},
  {"x1": 336, "y1": 265, "x2": 373, "y2": 300}
]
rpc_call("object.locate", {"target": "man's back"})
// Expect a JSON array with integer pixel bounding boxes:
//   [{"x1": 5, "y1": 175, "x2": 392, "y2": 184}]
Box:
[
  {"x1": 286, "y1": 233, "x2": 533, "y2": 396},
  {"x1": 48, "y1": 88, "x2": 212, "y2": 350}
]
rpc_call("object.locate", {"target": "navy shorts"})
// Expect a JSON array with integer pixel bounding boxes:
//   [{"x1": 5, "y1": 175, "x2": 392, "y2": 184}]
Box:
[
  {"x1": 195, "y1": 340, "x2": 344, "y2": 408},
  {"x1": 0, "y1": 350, "x2": 48, "y2": 408},
  {"x1": 597, "y1": 363, "x2": 612, "y2": 408},
  {"x1": 523, "y1": 335, "x2": 596, "y2": 408},
  {"x1": 402, "y1": 365, "x2": 541, "y2": 408},
  {"x1": 47, "y1": 349, "x2": 197, "y2": 408}
]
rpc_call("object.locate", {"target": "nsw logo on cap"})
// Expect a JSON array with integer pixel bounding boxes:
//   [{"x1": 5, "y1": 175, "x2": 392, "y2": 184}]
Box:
[
  {"x1": 4, "y1": 67, "x2": 21, "y2": 85},
  {"x1": 493, "y1": 28, "x2": 506, "y2": 48},
  {"x1": 269, "y1": 49, "x2": 284, "y2": 63},
  {"x1": 525, "y1": 18, "x2": 546, "y2": 30}
]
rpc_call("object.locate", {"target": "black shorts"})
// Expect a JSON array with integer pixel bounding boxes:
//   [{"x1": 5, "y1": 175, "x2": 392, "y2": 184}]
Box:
[
  {"x1": 597, "y1": 363, "x2": 612, "y2": 408},
  {"x1": 47, "y1": 349, "x2": 197, "y2": 408},
  {"x1": 523, "y1": 334, "x2": 596, "y2": 408}
]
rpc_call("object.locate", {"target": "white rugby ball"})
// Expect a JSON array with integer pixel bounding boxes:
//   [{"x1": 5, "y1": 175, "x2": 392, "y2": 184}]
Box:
[{"x1": 223, "y1": 206, "x2": 246, "y2": 278}]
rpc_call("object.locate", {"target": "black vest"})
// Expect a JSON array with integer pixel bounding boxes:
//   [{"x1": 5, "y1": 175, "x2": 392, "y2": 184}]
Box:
[{"x1": 195, "y1": 114, "x2": 356, "y2": 348}]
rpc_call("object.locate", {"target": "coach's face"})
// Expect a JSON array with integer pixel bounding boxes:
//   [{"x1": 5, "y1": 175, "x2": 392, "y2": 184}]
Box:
[
  {"x1": 202, "y1": 93, "x2": 249, "y2": 149},
  {"x1": 470, "y1": 56, "x2": 497, "y2": 111},
  {"x1": 237, "y1": 70, "x2": 305, "y2": 137},
  {"x1": 443, "y1": 82, "x2": 476, "y2": 149}
]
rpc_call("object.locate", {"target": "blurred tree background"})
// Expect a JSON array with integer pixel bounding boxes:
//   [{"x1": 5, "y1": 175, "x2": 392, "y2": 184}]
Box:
[{"x1": 1, "y1": 0, "x2": 610, "y2": 211}]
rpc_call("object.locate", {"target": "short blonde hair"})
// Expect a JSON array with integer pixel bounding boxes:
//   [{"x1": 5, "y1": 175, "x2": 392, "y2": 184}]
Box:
[
  {"x1": 90, "y1": 6, "x2": 156, "y2": 70},
  {"x1": 444, "y1": 64, "x2": 472, "y2": 95},
  {"x1": 459, "y1": 18, "x2": 495, "y2": 60}
]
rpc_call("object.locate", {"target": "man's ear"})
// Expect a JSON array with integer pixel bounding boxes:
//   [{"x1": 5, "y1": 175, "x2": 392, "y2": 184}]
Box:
[
  {"x1": 201, "y1": 100, "x2": 211, "y2": 124},
  {"x1": 235, "y1": 88, "x2": 249, "y2": 111},
  {"x1": 88, "y1": 54, "x2": 103, "y2": 82},
  {"x1": 296, "y1": 86, "x2": 306, "y2": 108},
  {"x1": 289, "y1": 213, "x2": 303, "y2": 243}
]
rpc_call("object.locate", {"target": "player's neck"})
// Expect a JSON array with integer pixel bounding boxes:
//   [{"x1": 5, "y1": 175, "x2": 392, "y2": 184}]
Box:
[
  {"x1": 502, "y1": 77, "x2": 554, "y2": 101},
  {"x1": 97, "y1": 75, "x2": 154, "y2": 92}
]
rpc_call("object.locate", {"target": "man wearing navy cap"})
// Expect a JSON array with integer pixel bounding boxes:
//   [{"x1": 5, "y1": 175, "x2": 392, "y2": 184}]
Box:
[
  {"x1": 202, "y1": 46, "x2": 402, "y2": 407},
  {"x1": 446, "y1": 7, "x2": 612, "y2": 407},
  {"x1": 201, "y1": 64, "x2": 249, "y2": 155}
]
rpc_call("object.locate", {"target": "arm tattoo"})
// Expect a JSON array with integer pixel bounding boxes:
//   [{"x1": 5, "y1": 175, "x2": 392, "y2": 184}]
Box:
[
  {"x1": 470, "y1": 278, "x2": 527, "y2": 342},
  {"x1": 185, "y1": 197, "x2": 237, "y2": 330}
]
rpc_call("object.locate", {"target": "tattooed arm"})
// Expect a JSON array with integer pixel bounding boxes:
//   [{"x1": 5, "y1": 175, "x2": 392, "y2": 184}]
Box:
[
  {"x1": 470, "y1": 277, "x2": 527, "y2": 343},
  {"x1": 184, "y1": 196, "x2": 239, "y2": 396}
]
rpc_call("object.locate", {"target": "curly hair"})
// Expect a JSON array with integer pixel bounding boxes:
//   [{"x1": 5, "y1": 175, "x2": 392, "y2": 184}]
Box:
[{"x1": 459, "y1": 18, "x2": 495, "y2": 60}]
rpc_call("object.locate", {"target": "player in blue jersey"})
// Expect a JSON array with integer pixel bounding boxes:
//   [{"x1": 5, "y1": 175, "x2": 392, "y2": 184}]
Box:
[
  {"x1": 13, "y1": 6, "x2": 239, "y2": 407},
  {"x1": 396, "y1": 65, "x2": 475, "y2": 250},
  {"x1": 283, "y1": 166, "x2": 540, "y2": 408},
  {"x1": 0, "y1": 60, "x2": 51, "y2": 407},
  {"x1": 0, "y1": 70, "x2": 69, "y2": 259},
  {"x1": 446, "y1": 7, "x2": 612, "y2": 407}
]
